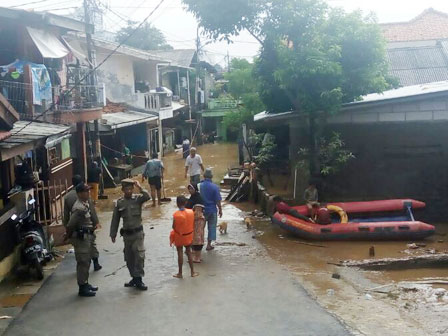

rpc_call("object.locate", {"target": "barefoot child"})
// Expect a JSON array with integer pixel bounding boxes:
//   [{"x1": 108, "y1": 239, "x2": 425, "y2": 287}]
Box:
[{"x1": 170, "y1": 196, "x2": 199, "y2": 278}]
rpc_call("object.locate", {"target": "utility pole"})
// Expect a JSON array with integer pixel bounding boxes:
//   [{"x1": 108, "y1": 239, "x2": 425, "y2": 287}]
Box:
[
  {"x1": 195, "y1": 25, "x2": 200, "y2": 106},
  {"x1": 83, "y1": 0, "x2": 104, "y2": 196}
]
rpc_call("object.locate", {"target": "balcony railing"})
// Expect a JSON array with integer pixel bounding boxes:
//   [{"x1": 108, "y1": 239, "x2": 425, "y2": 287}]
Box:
[
  {"x1": 0, "y1": 80, "x2": 32, "y2": 115},
  {"x1": 0, "y1": 80, "x2": 105, "y2": 117},
  {"x1": 56, "y1": 84, "x2": 105, "y2": 111},
  {"x1": 207, "y1": 98, "x2": 239, "y2": 110},
  {"x1": 144, "y1": 92, "x2": 172, "y2": 112}
]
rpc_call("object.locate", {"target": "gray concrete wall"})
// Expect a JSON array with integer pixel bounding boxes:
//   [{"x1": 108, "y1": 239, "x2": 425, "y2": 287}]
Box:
[
  {"x1": 328, "y1": 97, "x2": 448, "y2": 124},
  {"x1": 288, "y1": 96, "x2": 448, "y2": 221}
]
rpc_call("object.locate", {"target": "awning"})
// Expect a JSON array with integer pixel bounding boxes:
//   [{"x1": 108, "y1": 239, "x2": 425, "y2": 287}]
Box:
[
  {"x1": 100, "y1": 111, "x2": 158, "y2": 130},
  {"x1": 45, "y1": 133, "x2": 72, "y2": 149},
  {"x1": 26, "y1": 27, "x2": 69, "y2": 59},
  {"x1": 172, "y1": 101, "x2": 186, "y2": 111},
  {"x1": 62, "y1": 37, "x2": 91, "y2": 66},
  {"x1": 0, "y1": 121, "x2": 71, "y2": 161}
]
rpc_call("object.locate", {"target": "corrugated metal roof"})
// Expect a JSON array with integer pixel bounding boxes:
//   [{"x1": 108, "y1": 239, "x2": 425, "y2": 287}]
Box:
[
  {"x1": 387, "y1": 45, "x2": 448, "y2": 86},
  {"x1": 100, "y1": 111, "x2": 158, "y2": 130},
  {"x1": 0, "y1": 121, "x2": 70, "y2": 150},
  {"x1": 149, "y1": 49, "x2": 196, "y2": 68},
  {"x1": 347, "y1": 80, "x2": 448, "y2": 105},
  {"x1": 254, "y1": 81, "x2": 448, "y2": 121}
]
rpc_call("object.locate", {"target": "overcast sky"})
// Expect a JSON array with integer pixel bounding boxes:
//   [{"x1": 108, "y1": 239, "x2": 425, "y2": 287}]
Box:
[{"x1": 2, "y1": 0, "x2": 448, "y2": 65}]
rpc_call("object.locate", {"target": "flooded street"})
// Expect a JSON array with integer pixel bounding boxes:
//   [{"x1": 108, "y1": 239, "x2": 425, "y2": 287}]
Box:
[
  {"x1": 3, "y1": 142, "x2": 349, "y2": 336},
  {"x1": 2, "y1": 142, "x2": 447, "y2": 335}
]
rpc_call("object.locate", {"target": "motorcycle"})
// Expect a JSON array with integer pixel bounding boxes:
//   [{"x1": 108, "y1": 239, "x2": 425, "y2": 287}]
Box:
[{"x1": 11, "y1": 199, "x2": 54, "y2": 280}]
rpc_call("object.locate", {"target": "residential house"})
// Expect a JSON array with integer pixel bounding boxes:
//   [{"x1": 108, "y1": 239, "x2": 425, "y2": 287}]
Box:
[
  {"x1": 381, "y1": 8, "x2": 448, "y2": 86},
  {"x1": 67, "y1": 36, "x2": 193, "y2": 165},
  {"x1": 150, "y1": 49, "x2": 217, "y2": 145},
  {"x1": 200, "y1": 97, "x2": 239, "y2": 142},
  {"x1": 0, "y1": 7, "x2": 103, "y2": 280}
]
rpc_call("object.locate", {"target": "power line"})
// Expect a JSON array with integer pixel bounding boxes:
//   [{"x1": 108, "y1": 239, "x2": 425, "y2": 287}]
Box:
[
  {"x1": 31, "y1": 0, "x2": 80, "y2": 10},
  {"x1": 8, "y1": 0, "x2": 53, "y2": 8},
  {"x1": 9, "y1": 0, "x2": 166, "y2": 137}
]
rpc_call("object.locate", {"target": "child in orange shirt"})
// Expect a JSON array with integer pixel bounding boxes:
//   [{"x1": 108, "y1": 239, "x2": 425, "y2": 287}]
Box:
[{"x1": 171, "y1": 195, "x2": 199, "y2": 279}]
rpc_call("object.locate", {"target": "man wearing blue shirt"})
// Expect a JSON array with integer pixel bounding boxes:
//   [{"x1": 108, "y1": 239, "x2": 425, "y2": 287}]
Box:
[{"x1": 199, "y1": 168, "x2": 223, "y2": 251}]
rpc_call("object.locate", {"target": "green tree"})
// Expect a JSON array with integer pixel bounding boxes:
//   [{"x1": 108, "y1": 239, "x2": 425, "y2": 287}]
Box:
[
  {"x1": 182, "y1": 0, "x2": 394, "y2": 176},
  {"x1": 116, "y1": 21, "x2": 173, "y2": 51},
  {"x1": 222, "y1": 59, "x2": 265, "y2": 132}
]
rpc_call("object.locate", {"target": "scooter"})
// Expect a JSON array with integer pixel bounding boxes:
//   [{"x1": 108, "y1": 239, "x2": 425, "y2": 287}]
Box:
[{"x1": 11, "y1": 199, "x2": 54, "y2": 280}]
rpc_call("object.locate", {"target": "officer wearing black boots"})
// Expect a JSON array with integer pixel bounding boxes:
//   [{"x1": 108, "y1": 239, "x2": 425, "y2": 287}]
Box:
[
  {"x1": 63, "y1": 175, "x2": 102, "y2": 272},
  {"x1": 66, "y1": 183, "x2": 99, "y2": 297},
  {"x1": 110, "y1": 179, "x2": 150, "y2": 290}
]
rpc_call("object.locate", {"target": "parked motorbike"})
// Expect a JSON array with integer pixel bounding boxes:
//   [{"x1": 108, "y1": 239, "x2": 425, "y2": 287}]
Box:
[{"x1": 11, "y1": 199, "x2": 54, "y2": 280}]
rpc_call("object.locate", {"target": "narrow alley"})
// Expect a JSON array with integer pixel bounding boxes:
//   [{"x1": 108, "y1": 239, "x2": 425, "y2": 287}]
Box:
[{"x1": 3, "y1": 144, "x2": 350, "y2": 336}]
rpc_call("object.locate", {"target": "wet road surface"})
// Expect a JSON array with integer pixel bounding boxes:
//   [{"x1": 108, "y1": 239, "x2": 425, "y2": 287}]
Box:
[{"x1": 4, "y1": 144, "x2": 350, "y2": 336}]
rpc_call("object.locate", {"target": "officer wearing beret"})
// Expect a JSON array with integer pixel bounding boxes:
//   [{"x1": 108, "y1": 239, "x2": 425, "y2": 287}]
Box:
[
  {"x1": 110, "y1": 179, "x2": 150, "y2": 290},
  {"x1": 63, "y1": 175, "x2": 102, "y2": 272},
  {"x1": 66, "y1": 183, "x2": 99, "y2": 297}
]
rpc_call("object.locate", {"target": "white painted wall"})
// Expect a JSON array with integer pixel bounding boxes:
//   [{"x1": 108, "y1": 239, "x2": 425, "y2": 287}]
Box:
[{"x1": 95, "y1": 47, "x2": 136, "y2": 104}]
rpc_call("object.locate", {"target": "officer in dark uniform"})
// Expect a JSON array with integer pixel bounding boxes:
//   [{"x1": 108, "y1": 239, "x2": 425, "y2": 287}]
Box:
[
  {"x1": 110, "y1": 179, "x2": 150, "y2": 290},
  {"x1": 66, "y1": 183, "x2": 99, "y2": 297}
]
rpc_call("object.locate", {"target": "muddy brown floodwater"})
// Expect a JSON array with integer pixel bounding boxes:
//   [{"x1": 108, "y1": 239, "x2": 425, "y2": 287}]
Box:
[{"x1": 103, "y1": 142, "x2": 448, "y2": 335}]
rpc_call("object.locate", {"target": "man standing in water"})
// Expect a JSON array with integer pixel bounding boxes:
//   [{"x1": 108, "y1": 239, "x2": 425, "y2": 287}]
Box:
[
  {"x1": 199, "y1": 168, "x2": 223, "y2": 251},
  {"x1": 110, "y1": 179, "x2": 150, "y2": 290},
  {"x1": 185, "y1": 147, "x2": 205, "y2": 187},
  {"x1": 143, "y1": 152, "x2": 165, "y2": 207}
]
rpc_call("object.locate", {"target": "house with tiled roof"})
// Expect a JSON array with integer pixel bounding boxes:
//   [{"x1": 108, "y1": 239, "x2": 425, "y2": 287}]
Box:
[
  {"x1": 381, "y1": 8, "x2": 448, "y2": 42},
  {"x1": 380, "y1": 8, "x2": 448, "y2": 86}
]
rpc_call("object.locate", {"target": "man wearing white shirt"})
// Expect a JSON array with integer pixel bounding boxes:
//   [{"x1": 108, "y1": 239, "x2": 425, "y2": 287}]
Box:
[{"x1": 185, "y1": 147, "x2": 205, "y2": 187}]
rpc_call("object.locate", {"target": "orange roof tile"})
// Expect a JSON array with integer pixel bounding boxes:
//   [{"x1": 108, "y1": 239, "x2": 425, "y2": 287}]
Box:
[{"x1": 381, "y1": 8, "x2": 448, "y2": 42}]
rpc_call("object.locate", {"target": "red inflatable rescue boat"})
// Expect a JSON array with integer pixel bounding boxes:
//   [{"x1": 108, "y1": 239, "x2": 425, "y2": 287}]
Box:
[{"x1": 271, "y1": 199, "x2": 435, "y2": 241}]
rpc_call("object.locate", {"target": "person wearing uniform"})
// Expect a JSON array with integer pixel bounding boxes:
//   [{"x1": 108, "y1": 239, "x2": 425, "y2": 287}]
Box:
[
  {"x1": 66, "y1": 183, "x2": 99, "y2": 297},
  {"x1": 110, "y1": 179, "x2": 150, "y2": 290},
  {"x1": 63, "y1": 175, "x2": 102, "y2": 272}
]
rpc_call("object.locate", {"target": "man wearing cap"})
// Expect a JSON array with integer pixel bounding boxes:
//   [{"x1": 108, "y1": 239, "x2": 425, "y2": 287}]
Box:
[
  {"x1": 63, "y1": 175, "x2": 102, "y2": 272},
  {"x1": 184, "y1": 147, "x2": 205, "y2": 187},
  {"x1": 199, "y1": 168, "x2": 223, "y2": 251},
  {"x1": 66, "y1": 183, "x2": 99, "y2": 297},
  {"x1": 110, "y1": 179, "x2": 150, "y2": 290}
]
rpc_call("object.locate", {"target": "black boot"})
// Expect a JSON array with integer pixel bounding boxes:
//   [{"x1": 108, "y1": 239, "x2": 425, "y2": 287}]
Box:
[
  {"x1": 78, "y1": 284, "x2": 96, "y2": 297},
  {"x1": 124, "y1": 278, "x2": 136, "y2": 287},
  {"x1": 92, "y1": 258, "x2": 102, "y2": 272},
  {"x1": 87, "y1": 283, "x2": 99, "y2": 291},
  {"x1": 134, "y1": 277, "x2": 148, "y2": 291}
]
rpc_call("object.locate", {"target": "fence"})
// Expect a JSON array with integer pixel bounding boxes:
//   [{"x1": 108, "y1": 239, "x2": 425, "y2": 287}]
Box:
[
  {"x1": 0, "y1": 80, "x2": 105, "y2": 116},
  {"x1": 56, "y1": 84, "x2": 105, "y2": 111},
  {"x1": 0, "y1": 80, "x2": 33, "y2": 114},
  {"x1": 34, "y1": 179, "x2": 71, "y2": 226}
]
